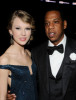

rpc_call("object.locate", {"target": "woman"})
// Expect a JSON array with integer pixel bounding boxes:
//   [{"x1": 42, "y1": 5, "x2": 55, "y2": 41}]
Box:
[{"x1": 0, "y1": 10, "x2": 37, "y2": 100}]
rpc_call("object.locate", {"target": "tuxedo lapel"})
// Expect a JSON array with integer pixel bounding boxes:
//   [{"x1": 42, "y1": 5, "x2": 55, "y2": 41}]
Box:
[
  {"x1": 38, "y1": 41, "x2": 50, "y2": 94},
  {"x1": 62, "y1": 38, "x2": 76, "y2": 97}
]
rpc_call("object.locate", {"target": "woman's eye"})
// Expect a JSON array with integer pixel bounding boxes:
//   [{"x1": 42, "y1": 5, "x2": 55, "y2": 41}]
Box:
[
  {"x1": 16, "y1": 27, "x2": 20, "y2": 29},
  {"x1": 25, "y1": 28, "x2": 31, "y2": 30}
]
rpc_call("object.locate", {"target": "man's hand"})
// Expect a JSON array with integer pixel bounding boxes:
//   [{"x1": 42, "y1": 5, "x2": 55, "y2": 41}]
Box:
[{"x1": 7, "y1": 91, "x2": 16, "y2": 100}]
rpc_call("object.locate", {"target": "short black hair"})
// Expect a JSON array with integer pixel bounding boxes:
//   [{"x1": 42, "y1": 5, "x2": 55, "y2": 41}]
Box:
[{"x1": 44, "y1": 3, "x2": 66, "y2": 21}]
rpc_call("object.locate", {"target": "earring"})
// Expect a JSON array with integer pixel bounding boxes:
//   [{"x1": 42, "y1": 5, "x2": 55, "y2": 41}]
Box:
[
  {"x1": 10, "y1": 35, "x2": 14, "y2": 44},
  {"x1": 27, "y1": 35, "x2": 33, "y2": 45},
  {"x1": 30, "y1": 35, "x2": 33, "y2": 41}
]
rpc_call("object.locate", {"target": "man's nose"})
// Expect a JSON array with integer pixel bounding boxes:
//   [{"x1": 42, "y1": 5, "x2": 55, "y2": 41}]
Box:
[{"x1": 48, "y1": 22, "x2": 54, "y2": 28}]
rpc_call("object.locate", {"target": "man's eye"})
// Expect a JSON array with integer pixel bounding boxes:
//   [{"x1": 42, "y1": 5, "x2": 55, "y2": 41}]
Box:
[
  {"x1": 54, "y1": 21, "x2": 59, "y2": 23},
  {"x1": 45, "y1": 23, "x2": 49, "y2": 26}
]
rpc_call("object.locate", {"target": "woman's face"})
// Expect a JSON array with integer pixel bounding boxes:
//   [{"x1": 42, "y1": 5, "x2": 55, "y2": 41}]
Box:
[{"x1": 9, "y1": 17, "x2": 32, "y2": 46}]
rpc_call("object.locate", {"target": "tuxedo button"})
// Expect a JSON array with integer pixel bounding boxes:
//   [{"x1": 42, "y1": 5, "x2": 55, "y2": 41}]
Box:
[
  {"x1": 55, "y1": 79, "x2": 59, "y2": 83},
  {"x1": 55, "y1": 80, "x2": 58, "y2": 84},
  {"x1": 55, "y1": 76, "x2": 62, "y2": 83}
]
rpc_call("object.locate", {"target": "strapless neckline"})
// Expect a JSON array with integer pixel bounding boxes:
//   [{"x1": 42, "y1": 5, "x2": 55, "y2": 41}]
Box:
[
  {"x1": 2, "y1": 61, "x2": 33, "y2": 67},
  {"x1": 0, "y1": 61, "x2": 38, "y2": 100}
]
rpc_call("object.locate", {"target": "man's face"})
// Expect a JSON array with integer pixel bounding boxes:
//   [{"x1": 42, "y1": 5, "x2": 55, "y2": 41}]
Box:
[{"x1": 45, "y1": 10, "x2": 67, "y2": 45}]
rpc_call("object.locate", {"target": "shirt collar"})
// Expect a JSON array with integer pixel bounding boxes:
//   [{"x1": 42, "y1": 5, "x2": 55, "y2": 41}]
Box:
[{"x1": 48, "y1": 34, "x2": 67, "y2": 52}]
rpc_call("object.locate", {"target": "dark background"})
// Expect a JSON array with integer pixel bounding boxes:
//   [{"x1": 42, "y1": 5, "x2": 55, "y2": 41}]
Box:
[{"x1": 0, "y1": 1, "x2": 76, "y2": 55}]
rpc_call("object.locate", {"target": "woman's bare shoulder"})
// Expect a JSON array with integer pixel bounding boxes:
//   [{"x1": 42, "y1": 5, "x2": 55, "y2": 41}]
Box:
[{"x1": 0, "y1": 53, "x2": 10, "y2": 65}]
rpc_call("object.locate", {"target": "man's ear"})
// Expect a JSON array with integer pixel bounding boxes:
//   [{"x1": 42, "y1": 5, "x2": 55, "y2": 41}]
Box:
[{"x1": 64, "y1": 20, "x2": 67, "y2": 29}]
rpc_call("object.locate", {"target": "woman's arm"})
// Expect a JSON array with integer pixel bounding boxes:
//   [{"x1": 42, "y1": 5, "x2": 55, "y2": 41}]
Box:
[
  {"x1": 0, "y1": 69, "x2": 9, "y2": 100},
  {"x1": 0, "y1": 55, "x2": 10, "y2": 100}
]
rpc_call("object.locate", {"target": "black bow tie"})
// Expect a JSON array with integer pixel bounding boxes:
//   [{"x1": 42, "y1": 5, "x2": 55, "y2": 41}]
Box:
[{"x1": 47, "y1": 44, "x2": 64, "y2": 55}]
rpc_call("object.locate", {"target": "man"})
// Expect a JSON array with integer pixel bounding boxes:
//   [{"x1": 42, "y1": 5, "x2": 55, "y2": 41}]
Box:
[
  {"x1": 7, "y1": 8, "x2": 76, "y2": 100},
  {"x1": 31, "y1": 8, "x2": 76, "y2": 100}
]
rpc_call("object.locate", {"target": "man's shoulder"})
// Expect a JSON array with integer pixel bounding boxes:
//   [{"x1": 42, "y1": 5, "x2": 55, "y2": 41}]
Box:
[
  {"x1": 67, "y1": 37, "x2": 76, "y2": 45},
  {"x1": 66, "y1": 37, "x2": 76, "y2": 51},
  {"x1": 31, "y1": 41, "x2": 48, "y2": 60},
  {"x1": 32, "y1": 41, "x2": 48, "y2": 52}
]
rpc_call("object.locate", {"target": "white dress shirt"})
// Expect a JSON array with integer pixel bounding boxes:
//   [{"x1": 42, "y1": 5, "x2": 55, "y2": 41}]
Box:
[{"x1": 48, "y1": 34, "x2": 67, "y2": 78}]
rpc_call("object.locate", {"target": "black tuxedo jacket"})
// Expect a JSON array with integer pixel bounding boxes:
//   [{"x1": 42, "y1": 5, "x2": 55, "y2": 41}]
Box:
[{"x1": 31, "y1": 37, "x2": 76, "y2": 100}]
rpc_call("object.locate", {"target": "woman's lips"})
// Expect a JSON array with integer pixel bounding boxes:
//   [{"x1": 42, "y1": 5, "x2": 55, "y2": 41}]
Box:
[{"x1": 19, "y1": 38, "x2": 26, "y2": 41}]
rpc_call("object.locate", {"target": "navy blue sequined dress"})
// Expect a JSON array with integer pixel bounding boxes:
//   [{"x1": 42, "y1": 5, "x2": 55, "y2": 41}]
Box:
[{"x1": 0, "y1": 61, "x2": 38, "y2": 100}]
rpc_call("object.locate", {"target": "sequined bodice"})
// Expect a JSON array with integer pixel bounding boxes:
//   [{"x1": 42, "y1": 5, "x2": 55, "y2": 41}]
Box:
[{"x1": 0, "y1": 61, "x2": 38, "y2": 100}]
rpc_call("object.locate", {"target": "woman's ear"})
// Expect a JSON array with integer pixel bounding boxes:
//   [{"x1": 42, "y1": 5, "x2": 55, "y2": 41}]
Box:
[
  {"x1": 64, "y1": 20, "x2": 67, "y2": 29},
  {"x1": 9, "y1": 30, "x2": 12, "y2": 35}
]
